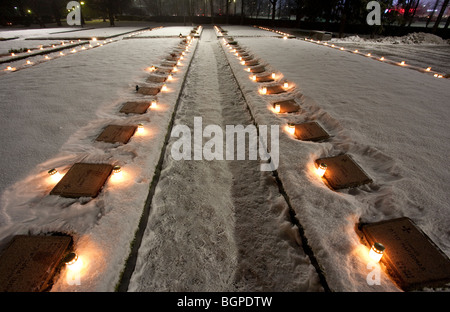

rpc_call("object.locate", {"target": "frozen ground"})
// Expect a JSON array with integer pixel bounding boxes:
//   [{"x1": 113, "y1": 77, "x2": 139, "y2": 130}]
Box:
[
  {"x1": 329, "y1": 32, "x2": 450, "y2": 75},
  {"x1": 0, "y1": 24, "x2": 449, "y2": 293}
]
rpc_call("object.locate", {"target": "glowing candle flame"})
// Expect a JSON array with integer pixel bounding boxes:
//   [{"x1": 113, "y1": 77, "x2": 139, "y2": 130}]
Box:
[
  {"x1": 48, "y1": 168, "x2": 63, "y2": 183},
  {"x1": 317, "y1": 163, "x2": 327, "y2": 177},
  {"x1": 287, "y1": 123, "x2": 295, "y2": 135},
  {"x1": 260, "y1": 87, "x2": 267, "y2": 95},
  {"x1": 151, "y1": 99, "x2": 157, "y2": 108},
  {"x1": 369, "y1": 242, "x2": 385, "y2": 263},
  {"x1": 137, "y1": 123, "x2": 144, "y2": 134},
  {"x1": 274, "y1": 104, "x2": 281, "y2": 113},
  {"x1": 426, "y1": 67, "x2": 431, "y2": 72}
]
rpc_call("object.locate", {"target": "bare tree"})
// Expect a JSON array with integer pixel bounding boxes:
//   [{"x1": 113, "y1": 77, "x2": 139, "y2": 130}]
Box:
[
  {"x1": 269, "y1": 0, "x2": 278, "y2": 20},
  {"x1": 426, "y1": 0, "x2": 440, "y2": 27},
  {"x1": 432, "y1": 0, "x2": 449, "y2": 32}
]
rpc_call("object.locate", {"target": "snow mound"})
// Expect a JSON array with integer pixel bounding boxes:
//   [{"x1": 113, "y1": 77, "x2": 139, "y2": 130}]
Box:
[{"x1": 334, "y1": 32, "x2": 448, "y2": 45}]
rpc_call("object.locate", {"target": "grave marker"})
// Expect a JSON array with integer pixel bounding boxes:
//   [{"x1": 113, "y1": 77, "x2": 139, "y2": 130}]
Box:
[
  {"x1": 358, "y1": 217, "x2": 450, "y2": 291},
  {"x1": 0, "y1": 235, "x2": 72, "y2": 292},
  {"x1": 294, "y1": 122, "x2": 330, "y2": 141},
  {"x1": 119, "y1": 101, "x2": 150, "y2": 114},
  {"x1": 95, "y1": 125, "x2": 137, "y2": 144},
  {"x1": 50, "y1": 163, "x2": 113, "y2": 198},
  {"x1": 315, "y1": 154, "x2": 372, "y2": 189}
]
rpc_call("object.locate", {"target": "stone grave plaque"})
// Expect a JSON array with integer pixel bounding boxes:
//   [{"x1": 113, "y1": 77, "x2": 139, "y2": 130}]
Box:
[
  {"x1": 120, "y1": 101, "x2": 150, "y2": 114},
  {"x1": 249, "y1": 65, "x2": 265, "y2": 73},
  {"x1": 160, "y1": 61, "x2": 176, "y2": 68},
  {"x1": 255, "y1": 75, "x2": 274, "y2": 83},
  {"x1": 359, "y1": 217, "x2": 450, "y2": 291},
  {"x1": 50, "y1": 163, "x2": 113, "y2": 198},
  {"x1": 315, "y1": 154, "x2": 372, "y2": 189},
  {"x1": 245, "y1": 60, "x2": 259, "y2": 66},
  {"x1": 170, "y1": 51, "x2": 182, "y2": 57},
  {"x1": 266, "y1": 85, "x2": 286, "y2": 95},
  {"x1": 294, "y1": 122, "x2": 329, "y2": 141},
  {"x1": 146, "y1": 75, "x2": 166, "y2": 83},
  {"x1": 0, "y1": 235, "x2": 72, "y2": 292},
  {"x1": 95, "y1": 125, "x2": 137, "y2": 144},
  {"x1": 272, "y1": 100, "x2": 300, "y2": 113},
  {"x1": 138, "y1": 86, "x2": 161, "y2": 96},
  {"x1": 155, "y1": 67, "x2": 172, "y2": 74},
  {"x1": 165, "y1": 56, "x2": 178, "y2": 62}
]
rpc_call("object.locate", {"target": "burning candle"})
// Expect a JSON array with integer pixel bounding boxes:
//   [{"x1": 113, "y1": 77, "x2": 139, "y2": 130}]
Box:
[
  {"x1": 274, "y1": 104, "x2": 281, "y2": 113},
  {"x1": 283, "y1": 82, "x2": 289, "y2": 89},
  {"x1": 271, "y1": 73, "x2": 276, "y2": 79},
  {"x1": 151, "y1": 99, "x2": 157, "y2": 108},
  {"x1": 64, "y1": 252, "x2": 82, "y2": 272},
  {"x1": 380, "y1": 56, "x2": 385, "y2": 61},
  {"x1": 113, "y1": 165, "x2": 123, "y2": 180},
  {"x1": 317, "y1": 163, "x2": 327, "y2": 177},
  {"x1": 137, "y1": 123, "x2": 144, "y2": 134},
  {"x1": 400, "y1": 61, "x2": 405, "y2": 65},
  {"x1": 252, "y1": 75, "x2": 256, "y2": 81},
  {"x1": 161, "y1": 84, "x2": 168, "y2": 92},
  {"x1": 48, "y1": 168, "x2": 63, "y2": 183},
  {"x1": 426, "y1": 67, "x2": 431, "y2": 72},
  {"x1": 260, "y1": 87, "x2": 267, "y2": 95},
  {"x1": 287, "y1": 123, "x2": 295, "y2": 135},
  {"x1": 369, "y1": 242, "x2": 385, "y2": 263}
]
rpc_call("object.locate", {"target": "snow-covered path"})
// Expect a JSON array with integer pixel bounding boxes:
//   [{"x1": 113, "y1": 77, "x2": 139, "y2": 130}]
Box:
[{"x1": 127, "y1": 28, "x2": 321, "y2": 292}]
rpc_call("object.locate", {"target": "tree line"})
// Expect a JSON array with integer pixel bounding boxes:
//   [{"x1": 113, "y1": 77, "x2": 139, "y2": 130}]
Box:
[{"x1": 1, "y1": 0, "x2": 449, "y2": 33}]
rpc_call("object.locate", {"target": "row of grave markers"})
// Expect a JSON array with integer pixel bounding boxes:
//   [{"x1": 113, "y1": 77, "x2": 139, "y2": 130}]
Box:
[
  {"x1": 253, "y1": 25, "x2": 448, "y2": 79},
  {"x1": 218, "y1": 28, "x2": 450, "y2": 291},
  {"x1": 0, "y1": 27, "x2": 201, "y2": 292}
]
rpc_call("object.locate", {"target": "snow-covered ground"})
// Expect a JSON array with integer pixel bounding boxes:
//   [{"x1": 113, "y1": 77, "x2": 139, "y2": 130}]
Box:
[
  {"x1": 0, "y1": 24, "x2": 449, "y2": 293},
  {"x1": 329, "y1": 32, "x2": 450, "y2": 75}
]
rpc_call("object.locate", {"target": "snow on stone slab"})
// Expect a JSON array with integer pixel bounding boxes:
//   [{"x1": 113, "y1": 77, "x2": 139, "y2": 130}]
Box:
[
  {"x1": 0, "y1": 32, "x2": 197, "y2": 291},
  {"x1": 223, "y1": 30, "x2": 450, "y2": 291}
]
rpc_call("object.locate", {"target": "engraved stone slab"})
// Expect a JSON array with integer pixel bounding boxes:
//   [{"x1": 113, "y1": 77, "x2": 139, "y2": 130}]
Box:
[
  {"x1": 249, "y1": 65, "x2": 265, "y2": 73},
  {"x1": 95, "y1": 125, "x2": 137, "y2": 144},
  {"x1": 0, "y1": 235, "x2": 72, "y2": 292},
  {"x1": 160, "y1": 61, "x2": 176, "y2": 67},
  {"x1": 245, "y1": 60, "x2": 259, "y2": 66},
  {"x1": 50, "y1": 163, "x2": 113, "y2": 198},
  {"x1": 120, "y1": 101, "x2": 150, "y2": 114},
  {"x1": 315, "y1": 154, "x2": 372, "y2": 189},
  {"x1": 155, "y1": 67, "x2": 172, "y2": 74},
  {"x1": 255, "y1": 75, "x2": 274, "y2": 83},
  {"x1": 146, "y1": 75, "x2": 166, "y2": 83},
  {"x1": 165, "y1": 56, "x2": 178, "y2": 62},
  {"x1": 359, "y1": 217, "x2": 450, "y2": 291},
  {"x1": 266, "y1": 85, "x2": 286, "y2": 95},
  {"x1": 294, "y1": 122, "x2": 330, "y2": 141},
  {"x1": 273, "y1": 99, "x2": 300, "y2": 113},
  {"x1": 138, "y1": 86, "x2": 161, "y2": 96}
]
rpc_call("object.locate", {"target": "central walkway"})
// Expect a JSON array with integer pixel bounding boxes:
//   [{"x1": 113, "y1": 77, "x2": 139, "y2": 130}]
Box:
[{"x1": 127, "y1": 28, "x2": 321, "y2": 291}]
